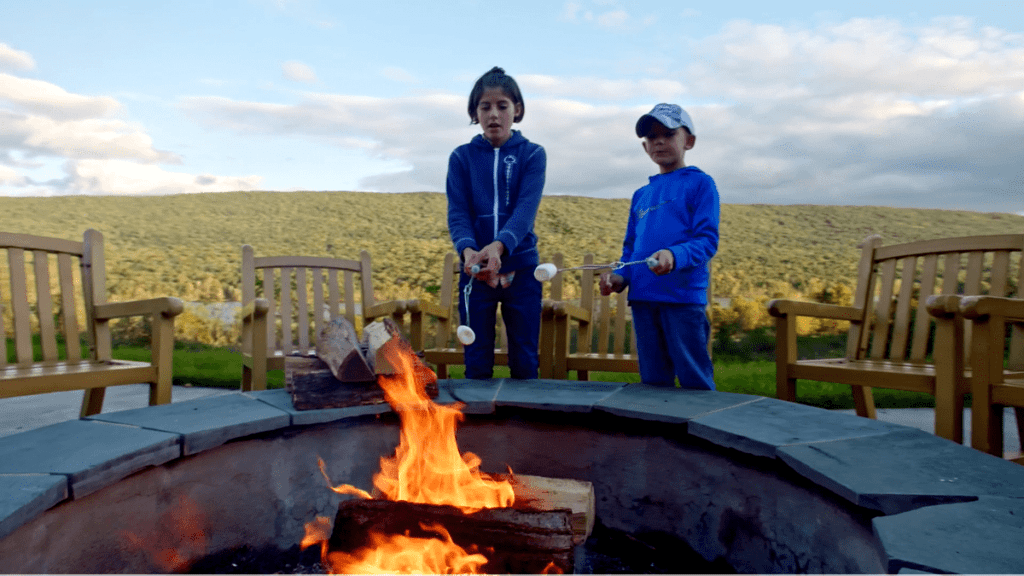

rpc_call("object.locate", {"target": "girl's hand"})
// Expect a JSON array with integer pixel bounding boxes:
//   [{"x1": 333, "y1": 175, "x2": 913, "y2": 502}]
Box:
[
  {"x1": 476, "y1": 241, "x2": 504, "y2": 280},
  {"x1": 599, "y1": 272, "x2": 626, "y2": 296}
]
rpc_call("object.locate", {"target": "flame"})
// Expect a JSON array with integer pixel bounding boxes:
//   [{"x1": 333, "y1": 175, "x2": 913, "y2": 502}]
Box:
[
  {"x1": 325, "y1": 523, "x2": 489, "y2": 574},
  {"x1": 372, "y1": 347, "x2": 514, "y2": 512},
  {"x1": 309, "y1": 339, "x2": 516, "y2": 574},
  {"x1": 328, "y1": 341, "x2": 514, "y2": 512},
  {"x1": 122, "y1": 494, "x2": 207, "y2": 572}
]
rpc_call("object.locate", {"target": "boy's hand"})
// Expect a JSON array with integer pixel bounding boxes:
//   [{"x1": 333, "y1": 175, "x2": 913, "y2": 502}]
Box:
[
  {"x1": 599, "y1": 272, "x2": 626, "y2": 295},
  {"x1": 648, "y1": 249, "x2": 675, "y2": 275}
]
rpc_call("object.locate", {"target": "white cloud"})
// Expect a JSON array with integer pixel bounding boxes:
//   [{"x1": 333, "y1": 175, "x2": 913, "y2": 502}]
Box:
[
  {"x1": 0, "y1": 73, "x2": 121, "y2": 120},
  {"x1": 282, "y1": 60, "x2": 318, "y2": 84},
  {"x1": 179, "y1": 16, "x2": 1024, "y2": 212},
  {"x1": 0, "y1": 48, "x2": 267, "y2": 196},
  {"x1": 0, "y1": 43, "x2": 34, "y2": 71},
  {"x1": 0, "y1": 165, "x2": 27, "y2": 186},
  {"x1": 63, "y1": 159, "x2": 261, "y2": 195}
]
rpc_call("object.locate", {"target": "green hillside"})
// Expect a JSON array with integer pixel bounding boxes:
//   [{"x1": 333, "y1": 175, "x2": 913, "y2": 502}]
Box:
[{"x1": 2, "y1": 191, "x2": 1020, "y2": 308}]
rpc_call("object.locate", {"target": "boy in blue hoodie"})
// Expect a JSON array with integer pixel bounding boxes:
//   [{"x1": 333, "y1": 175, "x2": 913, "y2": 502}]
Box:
[
  {"x1": 446, "y1": 67, "x2": 546, "y2": 379},
  {"x1": 600, "y1": 104, "x2": 719, "y2": 389}
]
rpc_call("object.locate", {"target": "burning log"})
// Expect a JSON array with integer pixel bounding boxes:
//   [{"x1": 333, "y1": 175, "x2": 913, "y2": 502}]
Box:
[
  {"x1": 286, "y1": 317, "x2": 437, "y2": 410},
  {"x1": 329, "y1": 499, "x2": 575, "y2": 574}
]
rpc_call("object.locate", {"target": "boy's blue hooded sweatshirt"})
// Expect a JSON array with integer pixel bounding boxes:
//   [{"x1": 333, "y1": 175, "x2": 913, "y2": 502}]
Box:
[
  {"x1": 447, "y1": 131, "x2": 546, "y2": 273},
  {"x1": 619, "y1": 166, "x2": 719, "y2": 305}
]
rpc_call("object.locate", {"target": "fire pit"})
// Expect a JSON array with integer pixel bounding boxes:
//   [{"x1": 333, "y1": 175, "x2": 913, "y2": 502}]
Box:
[{"x1": 2, "y1": 378, "x2": 1024, "y2": 573}]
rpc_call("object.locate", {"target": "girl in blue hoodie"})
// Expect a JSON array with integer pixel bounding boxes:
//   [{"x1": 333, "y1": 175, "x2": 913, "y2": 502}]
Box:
[{"x1": 446, "y1": 67, "x2": 546, "y2": 379}]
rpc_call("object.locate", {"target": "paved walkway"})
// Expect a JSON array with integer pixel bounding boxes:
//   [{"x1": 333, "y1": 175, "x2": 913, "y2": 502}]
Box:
[{"x1": 0, "y1": 386, "x2": 1019, "y2": 455}]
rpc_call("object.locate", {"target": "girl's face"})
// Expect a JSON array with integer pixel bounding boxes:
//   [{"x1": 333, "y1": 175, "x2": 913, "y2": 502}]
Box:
[{"x1": 476, "y1": 87, "x2": 521, "y2": 147}]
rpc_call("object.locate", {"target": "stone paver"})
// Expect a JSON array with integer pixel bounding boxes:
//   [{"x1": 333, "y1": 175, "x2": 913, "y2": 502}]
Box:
[
  {"x1": 596, "y1": 383, "x2": 760, "y2": 424},
  {"x1": 245, "y1": 389, "x2": 390, "y2": 426},
  {"x1": 688, "y1": 396, "x2": 906, "y2": 458},
  {"x1": 494, "y1": 379, "x2": 624, "y2": 412},
  {"x1": 441, "y1": 379, "x2": 503, "y2": 414},
  {"x1": 779, "y1": 428, "x2": 1024, "y2": 515},
  {"x1": 87, "y1": 393, "x2": 289, "y2": 455},
  {"x1": 0, "y1": 474, "x2": 68, "y2": 540},
  {"x1": 873, "y1": 496, "x2": 1024, "y2": 574},
  {"x1": 0, "y1": 419, "x2": 179, "y2": 498}
]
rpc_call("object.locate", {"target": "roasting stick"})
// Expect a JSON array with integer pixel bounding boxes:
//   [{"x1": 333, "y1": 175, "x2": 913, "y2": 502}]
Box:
[
  {"x1": 456, "y1": 264, "x2": 483, "y2": 345},
  {"x1": 534, "y1": 256, "x2": 659, "y2": 282}
]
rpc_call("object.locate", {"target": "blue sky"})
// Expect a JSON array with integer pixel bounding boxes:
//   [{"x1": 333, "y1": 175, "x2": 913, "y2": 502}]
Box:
[{"x1": 1, "y1": 0, "x2": 1022, "y2": 212}]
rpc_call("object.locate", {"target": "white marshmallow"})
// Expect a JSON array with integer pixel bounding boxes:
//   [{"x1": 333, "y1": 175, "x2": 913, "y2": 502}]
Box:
[
  {"x1": 456, "y1": 325, "x2": 476, "y2": 346},
  {"x1": 534, "y1": 263, "x2": 558, "y2": 282}
]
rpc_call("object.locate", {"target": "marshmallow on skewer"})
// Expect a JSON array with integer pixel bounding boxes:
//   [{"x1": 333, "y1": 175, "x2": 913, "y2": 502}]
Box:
[
  {"x1": 456, "y1": 325, "x2": 476, "y2": 345},
  {"x1": 534, "y1": 263, "x2": 558, "y2": 282},
  {"x1": 470, "y1": 264, "x2": 481, "y2": 275}
]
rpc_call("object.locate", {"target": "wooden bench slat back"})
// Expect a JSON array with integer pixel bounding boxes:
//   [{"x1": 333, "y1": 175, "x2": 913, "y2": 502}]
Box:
[
  {"x1": 242, "y1": 245, "x2": 374, "y2": 357},
  {"x1": 2, "y1": 232, "x2": 91, "y2": 368},
  {"x1": 855, "y1": 233, "x2": 1024, "y2": 364}
]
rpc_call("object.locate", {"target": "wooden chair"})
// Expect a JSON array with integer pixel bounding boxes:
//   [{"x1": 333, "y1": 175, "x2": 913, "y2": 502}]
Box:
[
  {"x1": 239, "y1": 246, "x2": 407, "y2": 391},
  {"x1": 1, "y1": 229, "x2": 183, "y2": 416},
  {"x1": 768, "y1": 233, "x2": 1024, "y2": 443},
  {"x1": 405, "y1": 253, "x2": 564, "y2": 379},
  {"x1": 958, "y1": 295, "x2": 1024, "y2": 461},
  {"x1": 549, "y1": 254, "x2": 713, "y2": 381}
]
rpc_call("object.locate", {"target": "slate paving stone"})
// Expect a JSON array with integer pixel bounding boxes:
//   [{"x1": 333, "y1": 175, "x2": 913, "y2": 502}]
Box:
[
  {"x1": 244, "y1": 389, "x2": 391, "y2": 426},
  {"x1": 0, "y1": 474, "x2": 68, "y2": 540},
  {"x1": 688, "y1": 396, "x2": 906, "y2": 458},
  {"x1": 494, "y1": 379, "x2": 625, "y2": 412},
  {"x1": 778, "y1": 428, "x2": 1024, "y2": 515},
  {"x1": 0, "y1": 419, "x2": 179, "y2": 499},
  {"x1": 595, "y1": 383, "x2": 760, "y2": 424},
  {"x1": 873, "y1": 496, "x2": 1024, "y2": 574},
  {"x1": 88, "y1": 393, "x2": 290, "y2": 456},
  {"x1": 441, "y1": 379, "x2": 503, "y2": 414}
]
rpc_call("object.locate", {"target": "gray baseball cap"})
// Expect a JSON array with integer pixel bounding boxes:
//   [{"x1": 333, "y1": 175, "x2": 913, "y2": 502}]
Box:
[{"x1": 636, "y1": 103, "x2": 695, "y2": 137}]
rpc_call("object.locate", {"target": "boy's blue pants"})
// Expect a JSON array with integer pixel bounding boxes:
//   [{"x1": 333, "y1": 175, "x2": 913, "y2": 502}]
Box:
[
  {"x1": 458, "y1": 270, "x2": 542, "y2": 380},
  {"x1": 630, "y1": 301, "x2": 715, "y2": 390}
]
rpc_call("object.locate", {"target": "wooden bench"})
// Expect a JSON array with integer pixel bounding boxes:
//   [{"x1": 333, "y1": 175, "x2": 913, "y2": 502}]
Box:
[
  {"x1": 548, "y1": 254, "x2": 713, "y2": 381},
  {"x1": 1, "y1": 229, "x2": 183, "y2": 416},
  {"x1": 768, "y1": 233, "x2": 1024, "y2": 443},
  {"x1": 405, "y1": 253, "x2": 566, "y2": 379},
  {"x1": 958, "y1": 295, "x2": 1024, "y2": 460},
  {"x1": 239, "y1": 246, "x2": 408, "y2": 391}
]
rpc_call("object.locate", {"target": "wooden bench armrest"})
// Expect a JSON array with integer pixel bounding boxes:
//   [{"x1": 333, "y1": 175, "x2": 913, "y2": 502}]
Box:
[
  {"x1": 365, "y1": 299, "x2": 408, "y2": 321},
  {"x1": 93, "y1": 297, "x2": 184, "y2": 320},
  {"x1": 548, "y1": 300, "x2": 591, "y2": 323},
  {"x1": 241, "y1": 298, "x2": 270, "y2": 320},
  {"x1": 405, "y1": 298, "x2": 450, "y2": 320},
  {"x1": 925, "y1": 294, "x2": 965, "y2": 318},
  {"x1": 959, "y1": 295, "x2": 1024, "y2": 321},
  {"x1": 767, "y1": 299, "x2": 861, "y2": 321}
]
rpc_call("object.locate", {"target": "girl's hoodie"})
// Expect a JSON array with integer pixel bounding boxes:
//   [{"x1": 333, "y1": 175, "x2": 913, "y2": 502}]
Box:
[
  {"x1": 618, "y1": 166, "x2": 719, "y2": 305},
  {"x1": 446, "y1": 130, "x2": 546, "y2": 273}
]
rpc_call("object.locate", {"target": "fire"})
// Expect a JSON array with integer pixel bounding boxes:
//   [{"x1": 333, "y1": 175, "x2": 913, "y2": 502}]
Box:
[
  {"x1": 308, "y1": 339, "x2": 516, "y2": 574},
  {"x1": 323, "y1": 523, "x2": 489, "y2": 574},
  {"x1": 371, "y1": 347, "x2": 514, "y2": 511}
]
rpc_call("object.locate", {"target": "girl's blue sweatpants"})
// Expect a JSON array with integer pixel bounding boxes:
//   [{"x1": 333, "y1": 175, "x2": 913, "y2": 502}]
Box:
[
  {"x1": 630, "y1": 301, "x2": 715, "y2": 390},
  {"x1": 458, "y1": 269, "x2": 542, "y2": 380}
]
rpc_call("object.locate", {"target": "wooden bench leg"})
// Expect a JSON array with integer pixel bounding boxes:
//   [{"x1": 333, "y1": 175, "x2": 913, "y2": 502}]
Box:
[
  {"x1": 436, "y1": 363, "x2": 449, "y2": 379},
  {"x1": 80, "y1": 388, "x2": 106, "y2": 417},
  {"x1": 852, "y1": 385, "x2": 876, "y2": 420},
  {"x1": 242, "y1": 364, "x2": 254, "y2": 392},
  {"x1": 150, "y1": 313, "x2": 174, "y2": 406}
]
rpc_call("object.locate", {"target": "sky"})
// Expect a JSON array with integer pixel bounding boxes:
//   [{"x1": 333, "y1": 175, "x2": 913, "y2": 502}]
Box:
[{"x1": 1, "y1": 0, "x2": 1022, "y2": 213}]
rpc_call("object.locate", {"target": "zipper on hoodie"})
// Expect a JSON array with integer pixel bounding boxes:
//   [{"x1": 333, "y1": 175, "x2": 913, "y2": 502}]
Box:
[{"x1": 492, "y1": 147, "x2": 500, "y2": 239}]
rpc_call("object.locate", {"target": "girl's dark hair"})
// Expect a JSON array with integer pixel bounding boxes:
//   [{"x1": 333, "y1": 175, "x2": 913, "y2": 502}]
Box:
[{"x1": 467, "y1": 66, "x2": 525, "y2": 124}]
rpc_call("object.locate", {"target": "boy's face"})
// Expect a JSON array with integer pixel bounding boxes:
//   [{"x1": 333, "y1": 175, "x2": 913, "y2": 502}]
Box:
[
  {"x1": 642, "y1": 121, "x2": 695, "y2": 174},
  {"x1": 476, "y1": 87, "x2": 522, "y2": 148}
]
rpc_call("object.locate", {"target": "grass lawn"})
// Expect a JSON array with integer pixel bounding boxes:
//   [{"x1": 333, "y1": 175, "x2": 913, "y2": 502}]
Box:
[{"x1": 106, "y1": 336, "x2": 939, "y2": 411}]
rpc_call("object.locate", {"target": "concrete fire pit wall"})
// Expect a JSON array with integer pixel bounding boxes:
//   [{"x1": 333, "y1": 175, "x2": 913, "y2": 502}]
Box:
[{"x1": 1, "y1": 380, "x2": 1023, "y2": 573}]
